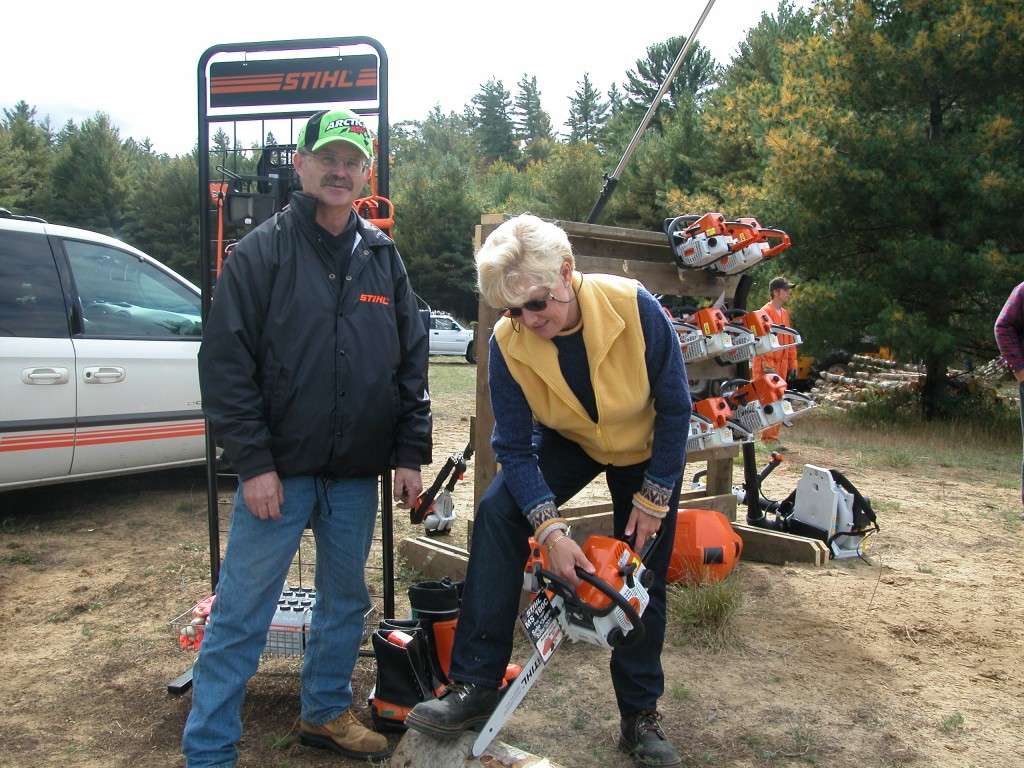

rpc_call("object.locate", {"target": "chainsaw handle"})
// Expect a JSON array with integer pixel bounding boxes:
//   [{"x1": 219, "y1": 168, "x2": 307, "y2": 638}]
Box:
[
  {"x1": 719, "y1": 378, "x2": 752, "y2": 406},
  {"x1": 663, "y1": 214, "x2": 702, "y2": 239},
  {"x1": 724, "y1": 221, "x2": 760, "y2": 252},
  {"x1": 354, "y1": 194, "x2": 395, "y2": 232},
  {"x1": 535, "y1": 567, "x2": 646, "y2": 648},
  {"x1": 758, "y1": 228, "x2": 791, "y2": 257},
  {"x1": 442, "y1": 441, "x2": 475, "y2": 493}
]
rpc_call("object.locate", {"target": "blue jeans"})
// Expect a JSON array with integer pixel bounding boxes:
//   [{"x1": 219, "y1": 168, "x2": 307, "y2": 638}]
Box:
[
  {"x1": 449, "y1": 427, "x2": 681, "y2": 717},
  {"x1": 181, "y1": 475, "x2": 378, "y2": 768}
]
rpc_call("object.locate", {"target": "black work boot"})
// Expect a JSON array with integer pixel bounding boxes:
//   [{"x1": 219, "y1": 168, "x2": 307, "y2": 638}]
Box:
[
  {"x1": 618, "y1": 710, "x2": 682, "y2": 768},
  {"x1": 403, "y1": 682, "x2": 501, "y2": 736}
]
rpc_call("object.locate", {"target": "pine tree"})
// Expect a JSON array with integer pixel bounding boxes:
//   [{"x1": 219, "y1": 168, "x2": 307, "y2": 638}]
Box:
[
  {"x1": 47, "y1": 113, "x2": 129, "y2": 234},
  {"x1": 566, "y1": 73, "x2": 609, "y2": 145},
  {"x1": 755, "y1": 0, "x2": 1024, "y2": 418},
  {"x1": 471, "y1": 78, "x2": 519, "y2": 166},
  {"x1": 1, "y1": 101, "x2": 56, "y2": 215},
  {"x1": 620, "y1": 35, "x2": 718, "y2": 130},
  {"x1": 513, "y1": 75, "x2": 553, "y2": 145}
]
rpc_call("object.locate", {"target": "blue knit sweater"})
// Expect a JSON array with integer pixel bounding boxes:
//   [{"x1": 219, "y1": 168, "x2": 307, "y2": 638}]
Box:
[{"x1": 487, "y1": 284, "x2": 691, "y2": 518}]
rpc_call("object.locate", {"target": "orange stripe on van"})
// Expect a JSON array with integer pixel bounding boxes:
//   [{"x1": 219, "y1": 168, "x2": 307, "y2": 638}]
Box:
[
  {"x1": 0, "y1": 431, "x2": 76, "y2": 451},
  {"x1": 0, "y1": 422, "x2": 205, "y2": 452}
]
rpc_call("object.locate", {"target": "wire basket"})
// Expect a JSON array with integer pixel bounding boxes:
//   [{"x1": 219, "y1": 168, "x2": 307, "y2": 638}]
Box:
[{"x1": 171, "y1": 595, "x2": 376, "y2": 657}]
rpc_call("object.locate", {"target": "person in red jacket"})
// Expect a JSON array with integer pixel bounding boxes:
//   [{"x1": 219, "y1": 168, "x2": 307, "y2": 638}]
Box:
[
  {"x1": 752, "y1": 277, "x2": 798, "y2": 447},
  {"x1": 994, "y1": 281, "x2": 1024, "y2": 520}
]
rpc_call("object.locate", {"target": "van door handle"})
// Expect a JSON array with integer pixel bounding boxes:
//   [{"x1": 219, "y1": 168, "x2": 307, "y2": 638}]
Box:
[
  {"x1": 22, "y1": 367, "x2": 71, "y2": 384},
  {"x1": 83, "y1": 366, "x2": 126, "y2": 383}
]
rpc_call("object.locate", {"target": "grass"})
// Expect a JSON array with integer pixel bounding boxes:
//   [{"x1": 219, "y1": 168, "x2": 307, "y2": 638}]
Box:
[
  {"x1": 665, "y1": 573, "x2": 744, "y2": 650},
  {"x1": 1, "y1": 517, "x2": 39, "y2": 535},
  {"x1": 668, "y1": 683, "x2": 695, "y2": 702},
  {"x1": 939, "y1": 711, "x2": 966, "y2": 734},
  {"x1": 428, "y1": 358, "x2": 478, "y2": 406},
  {"x1": 800, "y1": 402, "x2": 1019, "y2": 476},
  {"x1": 0, "y1": 552, "x2": 37, "y2": 565}
]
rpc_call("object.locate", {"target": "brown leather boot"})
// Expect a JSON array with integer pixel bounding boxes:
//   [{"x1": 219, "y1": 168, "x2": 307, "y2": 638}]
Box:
[{"x1": 300, "y1": 707, "x2": 390, "y2": 761}]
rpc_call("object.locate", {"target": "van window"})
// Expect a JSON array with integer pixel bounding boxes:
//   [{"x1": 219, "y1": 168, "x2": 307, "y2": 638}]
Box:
[
  {"x1": 63, "y1": 240, "x2": 202, "y2": 338},
  {"x1": 0, "y1": 230, "x2": 69, "y2": 338}
]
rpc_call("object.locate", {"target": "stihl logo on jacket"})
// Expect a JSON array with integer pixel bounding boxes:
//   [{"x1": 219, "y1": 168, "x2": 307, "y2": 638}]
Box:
[{"x1": 360, "y1": 294, "x2": 390, "y2": 305}]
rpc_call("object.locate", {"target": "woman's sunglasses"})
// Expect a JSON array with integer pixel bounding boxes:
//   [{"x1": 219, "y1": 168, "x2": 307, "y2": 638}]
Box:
[{"x1": 500, "y1": 293, "x2": 555, "y2": 318}]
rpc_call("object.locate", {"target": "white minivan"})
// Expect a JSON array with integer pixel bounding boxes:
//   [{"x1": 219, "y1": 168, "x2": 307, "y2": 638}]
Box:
[{"x1": 0, "y1": 210, "x2": 206, "y2": 492}]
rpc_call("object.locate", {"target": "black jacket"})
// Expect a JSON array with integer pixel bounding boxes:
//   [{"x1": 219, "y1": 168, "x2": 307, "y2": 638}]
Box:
[{"x1": 199, "y1": 192, "x2": 432, "y2": 480}]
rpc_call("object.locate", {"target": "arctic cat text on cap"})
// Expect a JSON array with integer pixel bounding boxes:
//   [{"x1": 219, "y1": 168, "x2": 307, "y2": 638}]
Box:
[{"x1": 298, "y1": 108, "x2": 375, "y2": 159}]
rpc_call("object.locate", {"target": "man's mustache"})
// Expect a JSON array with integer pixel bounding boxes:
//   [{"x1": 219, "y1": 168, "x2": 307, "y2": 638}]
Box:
[{"x1": 321, "y1": 176, "x2": 353, "y2": 189}]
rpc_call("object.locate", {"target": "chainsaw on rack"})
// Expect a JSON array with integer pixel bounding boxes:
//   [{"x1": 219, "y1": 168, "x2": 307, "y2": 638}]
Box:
[
  {"x1": 721, "y1": 374, "x2": 816, "y2": 435},
  {"x1": 471, "y1": 533, "x2": 656, "y2": 757},
  {"x1": 664, "y1": 212, "x2": 791, "y2": 276}
]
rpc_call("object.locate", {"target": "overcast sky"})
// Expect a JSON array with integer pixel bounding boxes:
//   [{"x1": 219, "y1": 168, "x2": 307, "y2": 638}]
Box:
[{"x1": 2, "y1": 0, "x2": 801, "y2": 156}]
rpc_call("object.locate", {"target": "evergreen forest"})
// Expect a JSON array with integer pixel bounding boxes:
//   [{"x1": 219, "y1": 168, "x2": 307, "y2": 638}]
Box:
[{"x1": 2, "y1": 0, "x2": 1022, "y2": 417}]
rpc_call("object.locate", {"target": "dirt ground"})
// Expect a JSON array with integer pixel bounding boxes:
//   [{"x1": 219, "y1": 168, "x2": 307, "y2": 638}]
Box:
[{"x1": 2, "y1": 359, "x2": 1023, "y2": 768}]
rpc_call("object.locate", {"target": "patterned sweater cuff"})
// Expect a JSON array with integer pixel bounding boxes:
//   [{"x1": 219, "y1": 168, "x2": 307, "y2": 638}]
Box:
[{"x1": 633, "y1": 474, "x2": 672, "y2": 518}]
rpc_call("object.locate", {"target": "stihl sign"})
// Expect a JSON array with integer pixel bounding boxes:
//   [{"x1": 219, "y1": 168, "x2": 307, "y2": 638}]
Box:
[{"x1": 209, "y1": 55, "x2": 378, "y2": 107}]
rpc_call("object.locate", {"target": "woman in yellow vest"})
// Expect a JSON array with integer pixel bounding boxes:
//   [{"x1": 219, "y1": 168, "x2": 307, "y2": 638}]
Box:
[{"x1": 406, "y1": 214, "x2": 691, "y2": 768}]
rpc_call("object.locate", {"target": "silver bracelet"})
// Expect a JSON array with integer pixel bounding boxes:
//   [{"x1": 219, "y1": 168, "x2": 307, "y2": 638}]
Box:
[{"x1": 545, "y1": 530, "x2": 571, "y2": 551}]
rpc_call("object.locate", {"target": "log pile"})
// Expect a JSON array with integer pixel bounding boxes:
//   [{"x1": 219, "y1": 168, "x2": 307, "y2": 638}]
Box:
[
  {"x1": 809, "y1": 354, "x2": 925, "y2": 411},
  {"x1": 808, "y1": 355, "x2": 1014, "y2": 411}
]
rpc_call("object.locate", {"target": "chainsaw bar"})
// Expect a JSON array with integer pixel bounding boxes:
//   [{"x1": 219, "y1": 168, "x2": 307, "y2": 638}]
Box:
[
  {"x1": 471, "y1": 592, "x2": 565, "y2": 756},
  {"x1": 471, "y1": 648, "x2": 545, "y2": 757}
]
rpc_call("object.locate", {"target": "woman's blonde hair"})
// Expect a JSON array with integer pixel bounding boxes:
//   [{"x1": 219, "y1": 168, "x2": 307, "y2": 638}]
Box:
[{"x1": 475, "y1": 214, "x2": 575, "y2": 309}]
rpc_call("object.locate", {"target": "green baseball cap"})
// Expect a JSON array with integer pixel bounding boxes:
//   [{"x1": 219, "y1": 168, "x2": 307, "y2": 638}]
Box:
[{"x1": 297, "y1": 108, "x2": 374, "y2": 160}]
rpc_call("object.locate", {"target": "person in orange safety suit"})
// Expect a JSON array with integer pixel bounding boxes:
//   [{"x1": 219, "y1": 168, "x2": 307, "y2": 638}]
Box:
[{"x1": 751, "y1": 276, "x2": 798, "y2": 446}]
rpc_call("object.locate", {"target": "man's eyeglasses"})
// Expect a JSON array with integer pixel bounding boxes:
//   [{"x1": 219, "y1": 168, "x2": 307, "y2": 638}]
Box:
[
  {"x1": 305, "y1": 152, "x2": 370, "y2": 173},
  {"x1": 501, "y1": 293, "x2": 555, "y2": 318}
]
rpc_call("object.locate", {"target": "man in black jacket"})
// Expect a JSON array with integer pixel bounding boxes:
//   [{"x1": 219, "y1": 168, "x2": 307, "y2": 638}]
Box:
[{"x1": 182, "y1": 106, "x2": 432, "y2": 768}]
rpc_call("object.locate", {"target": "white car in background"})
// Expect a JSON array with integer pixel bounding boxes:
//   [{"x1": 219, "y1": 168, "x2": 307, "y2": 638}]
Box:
[
  {"x1": 0, "y1": 210, "x2": 206, "y2": 492},
  {"x1": 427, "y1": 311, "x2": 476, "y2": 364}
]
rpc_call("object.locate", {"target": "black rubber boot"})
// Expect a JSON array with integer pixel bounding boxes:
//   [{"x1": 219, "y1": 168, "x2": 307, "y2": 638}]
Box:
[
  {"x1": 408, "y1": 578, "x2": 462, "y2": 690},
  {"x1": 403, "y1": 682, "x2": 502, "y2": 736},
  {"x1": 379, "y1": 617, "x2": 447, "y2": 693},
  {"x1": 618, "y1": 710, "x2": 682, "y2": 768},
  {"x1": 369, "y1": 626, "x2": 434, "y2": 731},
  {"x1": 408, "y1": 577, "x2": 461, "y2": 622}
]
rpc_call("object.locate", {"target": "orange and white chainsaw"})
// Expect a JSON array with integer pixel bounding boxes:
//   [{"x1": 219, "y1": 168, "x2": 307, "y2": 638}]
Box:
[
  {"x1": 734, "y1": 308, "x2": 803, "y2": 359},
  {"x1": 471, "y1": 534, "x2": 655, "y2": 757},
  {"x1": 672, "y1": 306, "x2": 756, "y2": 364},
  {"x1": 665, "y1": 213, "x2": 791, "y2": 276},
  {"x1": 705, "y1": 217, "x2": 791, "y2": 276},
  {"x1": 687, "y1": 396, "x2": 755, "y2": 452},
  {"x1": 722, "y1": 374, "x2": 816, "y2": 435}
]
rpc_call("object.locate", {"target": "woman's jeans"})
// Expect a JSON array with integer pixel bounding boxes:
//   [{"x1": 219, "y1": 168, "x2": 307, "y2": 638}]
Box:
[
  {"x1": 449, "y1": 428, "x2": 682, "y2": 717},
  {"x1": 181, "y1": 475, "x2": 378, "y2": 768}
]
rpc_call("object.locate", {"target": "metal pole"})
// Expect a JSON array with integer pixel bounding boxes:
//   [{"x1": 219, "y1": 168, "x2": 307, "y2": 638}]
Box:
[
  {"x1": 586, "y1": 0, "x2": 717, "y2": 224},
  {"x1": 380, "y1": 472, "x2": 395, "y2": 619}
]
